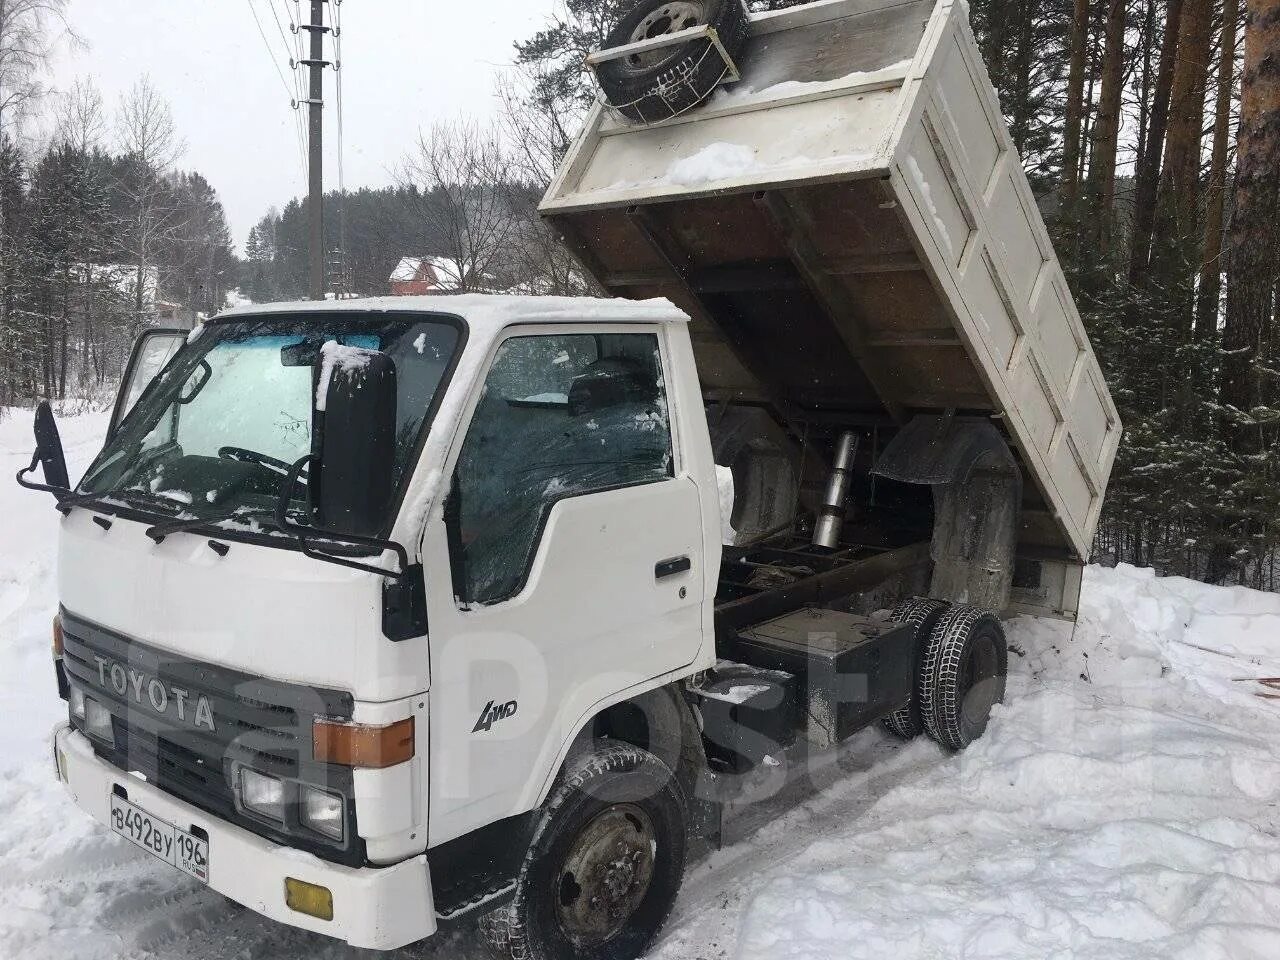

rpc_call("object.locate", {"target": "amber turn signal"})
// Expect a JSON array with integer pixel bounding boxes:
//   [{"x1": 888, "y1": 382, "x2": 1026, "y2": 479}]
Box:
[
  {"x1": 284, "y1": 877, "x2": 333, "y2": 921},
  {"x1": 52, "y1": 614, "x2": 64, "y2": 658},
  {"x1": 313, "y1": 717, "x2": 415, "y2": 769}
]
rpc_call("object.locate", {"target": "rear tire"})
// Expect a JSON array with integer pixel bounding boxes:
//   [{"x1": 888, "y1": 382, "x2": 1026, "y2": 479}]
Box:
[
  {"x1": 881, "y1": 596, "x2": 949, "y2": 739},
  {"x1": 596, "y1": 0, "x2": 749, "y2": 123},
  {"x1": 918, "y1": 605, "x2": 1008, "y2": 750},
  {"x1": 479, "y1": 742, "x2": 688, "y2": 960}
]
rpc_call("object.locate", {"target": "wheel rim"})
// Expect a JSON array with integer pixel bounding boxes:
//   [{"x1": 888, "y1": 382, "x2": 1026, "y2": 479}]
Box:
[
  {"x1": 959, "y1": 631, "x2": 1001, "y2": 726},
  {"x1": 627, "y1": 2, "x2": 707, "y2": 67},
  {"x1": 554, "y1": 803, "x2": 657, "y2": 947}
]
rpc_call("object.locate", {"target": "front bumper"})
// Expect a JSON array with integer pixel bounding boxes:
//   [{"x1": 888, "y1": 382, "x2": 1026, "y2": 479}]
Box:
[{"x1": 54, "y1": 725, "x2": 437, "y2": 950}]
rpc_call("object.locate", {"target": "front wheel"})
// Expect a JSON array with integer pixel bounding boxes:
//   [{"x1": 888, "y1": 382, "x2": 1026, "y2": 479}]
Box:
[{"x1": 480, "y1": 742, "x2": 688, "y2": 960}]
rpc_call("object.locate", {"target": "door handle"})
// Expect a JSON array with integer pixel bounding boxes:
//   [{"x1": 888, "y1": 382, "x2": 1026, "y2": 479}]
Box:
[{"x1": 655, "y1": 556, "x2": 691, "y2": 580}]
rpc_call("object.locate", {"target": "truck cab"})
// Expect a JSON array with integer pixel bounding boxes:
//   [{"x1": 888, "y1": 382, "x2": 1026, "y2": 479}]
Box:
[{"x1": 41, "y1": 296, "x2": 724, "y2": 949}]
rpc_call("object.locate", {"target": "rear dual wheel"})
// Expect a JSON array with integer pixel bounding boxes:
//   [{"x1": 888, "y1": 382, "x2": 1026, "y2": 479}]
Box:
[
  {"x1": 918, "y1": 604, "x2": 1008, "y2": 750},
  {"x1": 885, "y1": 598, "x2": 1008, "y2": 751},
  {"x1": 881, "y1": 596, "x2": 948, "y2": 739}
]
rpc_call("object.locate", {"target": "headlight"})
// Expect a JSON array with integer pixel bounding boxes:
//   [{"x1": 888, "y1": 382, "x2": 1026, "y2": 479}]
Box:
[
  {"x1": 69, "y1": 687, "x2": 86, "y2": 720},
  {"x1": 300, "y1": 785, "x2": 345, "y2": 842},
  {"x1": 83, "y1": 697, "x2": 114, "y2": 746},
  {"x1": 239, "y1": 768, "x2": 286, "y2": 824}
]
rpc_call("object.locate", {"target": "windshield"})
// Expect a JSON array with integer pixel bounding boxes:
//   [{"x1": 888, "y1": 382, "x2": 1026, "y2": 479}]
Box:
[{"x1": 80, "y1": 312, "x2": 462, "y2": 534}]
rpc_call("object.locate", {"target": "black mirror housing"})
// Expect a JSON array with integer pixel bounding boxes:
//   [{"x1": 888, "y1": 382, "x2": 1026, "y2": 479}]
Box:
[
  {"x1": 34, "y1": 401, "x2": 71, "y2": 490},
  {"x1": 312, "y1": 344, "x2": 398, "y2": 538}
]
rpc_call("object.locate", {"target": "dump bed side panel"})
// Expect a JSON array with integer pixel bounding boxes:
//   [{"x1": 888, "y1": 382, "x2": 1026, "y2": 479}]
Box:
[{"x1": 889, "y1": 1, "x2": 1121, "y2": 557}]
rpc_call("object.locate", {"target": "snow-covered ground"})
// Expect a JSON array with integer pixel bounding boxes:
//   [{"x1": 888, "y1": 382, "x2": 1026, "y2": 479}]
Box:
[{"x1": 3, "y1": 409, "x2": 1280, "y2": 959}]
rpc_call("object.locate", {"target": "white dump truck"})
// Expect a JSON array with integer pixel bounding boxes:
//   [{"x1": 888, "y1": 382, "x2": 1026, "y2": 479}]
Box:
[{"x1": 19, "y1": 1, "x2": 1118, "y2": 957}]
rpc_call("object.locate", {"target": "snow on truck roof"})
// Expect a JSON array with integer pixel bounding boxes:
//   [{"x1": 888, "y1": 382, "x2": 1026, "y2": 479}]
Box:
[{"x1": 211, "y1": 294, "x2": 690, "y2": 330}]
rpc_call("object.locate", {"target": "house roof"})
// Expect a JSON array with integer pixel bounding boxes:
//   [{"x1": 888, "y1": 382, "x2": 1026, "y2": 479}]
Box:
[
  {"x1": 388, "y1": 256, "x2": 468, "y2": 288},
  {"x1": 389, "y1": 257, "x2": 424, "y2": 282}
]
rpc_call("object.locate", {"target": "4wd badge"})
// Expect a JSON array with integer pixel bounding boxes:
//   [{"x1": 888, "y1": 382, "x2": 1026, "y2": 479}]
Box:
[{"x1": 472, "y1": 700, "x2": 518, "y2": 733}]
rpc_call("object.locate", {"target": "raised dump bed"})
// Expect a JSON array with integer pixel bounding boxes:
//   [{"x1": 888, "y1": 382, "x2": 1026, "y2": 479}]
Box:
[{"x1": 541, "y1": 0, "x2": 1121, "y2": 616}]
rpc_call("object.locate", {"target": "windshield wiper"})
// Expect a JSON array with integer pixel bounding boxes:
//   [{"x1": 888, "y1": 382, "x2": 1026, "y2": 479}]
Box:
[
  {"x1": 59, "y1": 487, "x2": 187, "y2": 519},
  {"x1": 145, "y1": 507, "x2": 281, "y2": 544}
]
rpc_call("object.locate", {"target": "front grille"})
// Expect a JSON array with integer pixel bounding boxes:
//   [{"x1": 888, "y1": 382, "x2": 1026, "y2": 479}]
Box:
[{"x1": 59, "y1": 608, "x2": 363, "y2": 866}]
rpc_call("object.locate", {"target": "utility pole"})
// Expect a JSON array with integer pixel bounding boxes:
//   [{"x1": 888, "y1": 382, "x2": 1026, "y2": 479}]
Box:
[
  {"x1": 300, "y1": 0, "x2": 330, "y2": 300},
  {"x1": 0, "y1": 0, "x2": 9, "y2": 369}
]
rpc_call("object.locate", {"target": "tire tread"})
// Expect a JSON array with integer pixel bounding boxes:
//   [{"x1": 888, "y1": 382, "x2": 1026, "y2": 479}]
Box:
[
  {"x1": 479, "y1": 741, "x2": 685, "y2": 960},
  {"x1": 920, "y1": 605, "x2": 1007, "y2": 750},
  {"x1": 881, "y1": 596, "x2": 948, "y2": 739}
]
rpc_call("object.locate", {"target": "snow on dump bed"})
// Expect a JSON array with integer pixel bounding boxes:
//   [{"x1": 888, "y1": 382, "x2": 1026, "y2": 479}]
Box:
[{"x1": 3, "y1": 412, "x2": 1280, "y2": 959}]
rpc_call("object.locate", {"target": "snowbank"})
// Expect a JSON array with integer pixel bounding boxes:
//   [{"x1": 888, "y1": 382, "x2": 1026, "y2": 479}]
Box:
[{"x1": 658, "y1": 564, "x2": 1280, "y2": 960}]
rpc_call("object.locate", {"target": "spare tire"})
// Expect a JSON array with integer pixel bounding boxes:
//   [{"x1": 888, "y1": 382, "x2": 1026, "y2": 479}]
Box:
[{"x1": 596, "y1": 0, "x2": 749, "y2": 124}]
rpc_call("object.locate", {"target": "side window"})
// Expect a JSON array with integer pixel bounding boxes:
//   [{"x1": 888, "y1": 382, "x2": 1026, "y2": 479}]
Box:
[
  {"x1": 111, "y1": 330, "x2": 185, "y2": 434},
  {"x1": 451, "y1": 332, "x2": 673, "y2": 606}
]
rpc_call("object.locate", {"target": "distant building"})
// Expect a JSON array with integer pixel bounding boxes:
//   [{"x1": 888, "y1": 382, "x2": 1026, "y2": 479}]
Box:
[
  {"x1": 154, "y1": 300, "x2": 198, "y2": 328},
  {"x1": 388, "y1": 256, "x2": 469, "y2": 296},
  {"x1": 75, "y1": 263, "x2": 198, "y2": 329}
]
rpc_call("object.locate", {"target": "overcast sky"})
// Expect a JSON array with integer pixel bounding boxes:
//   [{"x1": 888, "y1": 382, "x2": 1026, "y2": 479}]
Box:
[{"x1": 50, "y1": 0, "x2": 552, "y2": 251}]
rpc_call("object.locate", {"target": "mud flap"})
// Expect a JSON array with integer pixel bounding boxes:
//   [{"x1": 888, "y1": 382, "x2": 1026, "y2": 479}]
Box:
[{"x1": 872, "y1": 416, "x2": 1021, "y2": 612}]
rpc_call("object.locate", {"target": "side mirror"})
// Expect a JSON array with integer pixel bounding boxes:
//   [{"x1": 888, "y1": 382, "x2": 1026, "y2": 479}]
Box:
[
  {"x1": 312, "y1": 344, "x2": 398, "y2": 537},
  {"x1": 34, "y1": 401, "x2": 70, "y2": 490}
]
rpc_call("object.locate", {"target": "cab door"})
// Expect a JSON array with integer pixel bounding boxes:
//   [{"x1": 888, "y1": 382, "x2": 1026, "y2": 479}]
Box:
[
  {"x1": 109, "y1": 328, "x2": 188, "y2": 436},
  {"x1": 422, "y1": 325, "x2": 706, "y2": 845}
]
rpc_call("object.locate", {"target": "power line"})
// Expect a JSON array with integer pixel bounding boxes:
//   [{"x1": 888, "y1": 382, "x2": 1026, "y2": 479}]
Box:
[
  {"x1": 267, "y1": 0, "x2": 293, "y2": 55},
  {"x1": 280, "y1": 0, "x2": 310, "y2": 191},
  {"x1": 246, "y1": 0, "x2": 306, "y2": 180},
  {"x1": 247, "y1": 0, "x2": 295, "y2": 101}
]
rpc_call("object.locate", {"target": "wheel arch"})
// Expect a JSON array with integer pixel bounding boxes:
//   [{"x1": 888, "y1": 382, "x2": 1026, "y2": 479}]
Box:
[{"x1": 533, "y1": 680, "x2": 708, "y2": 810}]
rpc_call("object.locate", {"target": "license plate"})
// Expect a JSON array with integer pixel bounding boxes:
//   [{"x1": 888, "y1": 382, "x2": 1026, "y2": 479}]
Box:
[{"x1": 110, "y1": 793, "x2": 209, "y2": 883}]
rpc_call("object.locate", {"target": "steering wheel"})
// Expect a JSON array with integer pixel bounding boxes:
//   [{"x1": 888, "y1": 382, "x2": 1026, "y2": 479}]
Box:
[{"x1": 218, "y1": 446, "x2": 296, "y2": 477}]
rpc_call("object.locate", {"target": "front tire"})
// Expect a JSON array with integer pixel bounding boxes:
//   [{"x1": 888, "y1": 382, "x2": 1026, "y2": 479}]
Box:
[{"x1": 480, "y1": 742, "x2": 688, "y2": 960}]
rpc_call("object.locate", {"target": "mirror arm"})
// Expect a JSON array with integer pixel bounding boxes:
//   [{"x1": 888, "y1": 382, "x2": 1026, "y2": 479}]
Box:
[
  {"x1": 16, "y1": 452, "x2": 72, "y2": 512},
  {"x1": 275, "y1": 456, "x2": 411, "y2": 580}
]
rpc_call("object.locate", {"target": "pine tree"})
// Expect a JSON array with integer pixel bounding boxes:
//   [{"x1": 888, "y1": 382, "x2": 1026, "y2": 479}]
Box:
[{"x1": 1195, "y1": 0, "x2": 1241, "y2": 339}]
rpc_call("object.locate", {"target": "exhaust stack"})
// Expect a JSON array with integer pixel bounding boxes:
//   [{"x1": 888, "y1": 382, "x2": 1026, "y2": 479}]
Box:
[{"x1": 812, "y1": 431, "x2": 858, "y2": 549}]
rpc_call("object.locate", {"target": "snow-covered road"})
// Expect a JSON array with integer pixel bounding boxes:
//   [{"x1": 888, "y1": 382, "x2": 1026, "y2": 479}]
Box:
[{"x1": 3, "y1": 408, "x2": 1280, "y2": 959}]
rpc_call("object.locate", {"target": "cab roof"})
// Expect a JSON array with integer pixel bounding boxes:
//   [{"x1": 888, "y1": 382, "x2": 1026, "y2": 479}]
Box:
[{"x1": 211, "y1": 294, "x2": 690, "y2": 332}]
